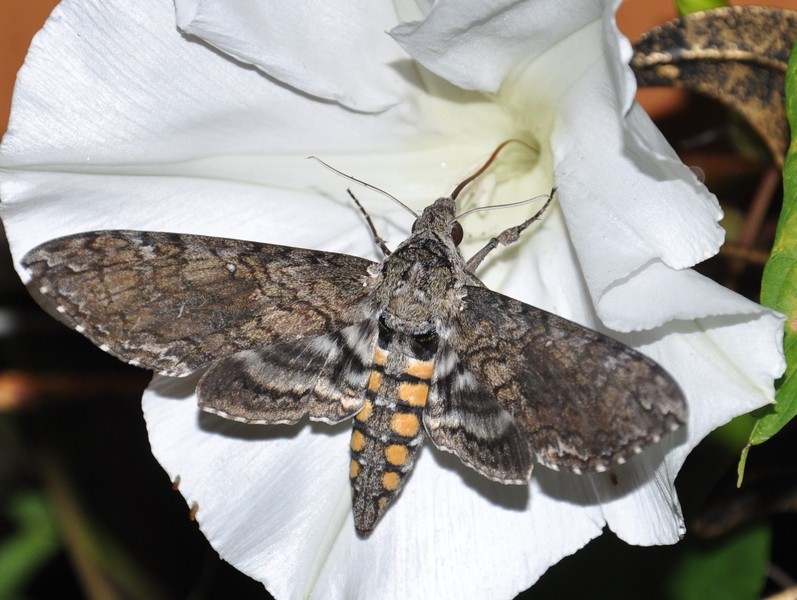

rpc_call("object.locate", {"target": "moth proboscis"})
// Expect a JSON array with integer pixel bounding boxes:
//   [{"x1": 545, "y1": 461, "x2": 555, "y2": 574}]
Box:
[{"x1": 21, "y1": 141, "x2": 687, "y2": 534}]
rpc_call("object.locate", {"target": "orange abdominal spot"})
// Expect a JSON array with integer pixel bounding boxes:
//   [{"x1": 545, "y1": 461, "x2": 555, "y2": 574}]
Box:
[
  {"x1": 391, "y1": 413, "x2": 420, "y2": 437},
  {"x1": 385, "y1": 444, "x2": 409, "y2": 466},
  {"x1": 356, "y1": 400, "x2": 373, "y2": 422},
  {"x1": 350, "y1": 430, "x2": 366, "y2": 452},
  {"x1": 398, "y1": 382, "x2": 429, "y2": 407},
  {"x1": 382, "y1": 472, "x2": 400, "y2": 491},
  {"x1": 368, "y1": 371, "x2": 382, "y2": 392},
  {"x1": 406, "y1": 360, "x2": 434, "y2": 380},
  {"x1": 373, "y1": 347, "x2": 389, "y2": 366}
]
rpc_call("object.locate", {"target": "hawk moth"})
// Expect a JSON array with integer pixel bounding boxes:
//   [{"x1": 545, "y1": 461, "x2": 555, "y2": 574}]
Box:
[{"x1": 21, "y1": 160, "x2": 687, "y2": 535}]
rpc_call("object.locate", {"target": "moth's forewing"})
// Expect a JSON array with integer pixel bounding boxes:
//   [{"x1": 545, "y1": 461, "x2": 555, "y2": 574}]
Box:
[
  {"x1": 22, "y1": 230, "x2": 375, "y2": 376},
  {"x1": 457, "y1": 285, "x2": 686, "y2": 473}
]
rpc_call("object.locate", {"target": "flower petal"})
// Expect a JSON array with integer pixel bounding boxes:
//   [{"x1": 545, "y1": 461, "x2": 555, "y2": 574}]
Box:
[
  {"x1": 390, "y1": 0, "x2": 604, "y2": 93},
  {"x1": 144, "y1": 380, "x2": 613, "y2": 599},
  {"x1": 393, "y1": 0, "x2": 728, "y2": 331},
  {"x1": 602, "y1": 448, "x2": 687, "y2": 545},
  {"x1": 0, "y1": 0, "x2": 428, "y2": 170},
  {"x1": 173, "y1": 0, "x2": 413, "y2": 111},
  {"x1": 495, "y1": 18, "x2": 725, "y2": 328},
  {"x1": 1, "y1": 171, "x2": 375, "y2": 270},
  {"x1": 598, "y1": 261, "x2": 772, "y2": 331},
  {"x1": 598, "y1": 307, "x2": 784, "y2": 545}
]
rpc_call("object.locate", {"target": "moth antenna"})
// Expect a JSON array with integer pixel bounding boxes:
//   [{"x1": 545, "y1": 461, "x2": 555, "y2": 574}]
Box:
[
  {"x1": 347, "y1": 189, "x2": 392, "y2": 256},
  {"x1": 450, "y1": 139, "x2": 538, "y2": 200},
  {"x1": 308, "y1": 156, "x2": 418, "y2": 218},
  {"x1": 455, "y1": 191, "x2": 552, "y2": 220}
]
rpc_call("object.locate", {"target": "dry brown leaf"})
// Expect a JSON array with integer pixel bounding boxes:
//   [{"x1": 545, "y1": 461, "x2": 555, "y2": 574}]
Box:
[{"x1": 632, "y1": 6, "x2": 797, "y2": 166}]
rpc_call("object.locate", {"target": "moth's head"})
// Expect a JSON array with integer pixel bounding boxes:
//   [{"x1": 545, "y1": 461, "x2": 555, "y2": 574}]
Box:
[
  {"x1": 410, "y1": 140, "x2": 536, "y2": 248},
  {"x1": 411, "y1": 197, "x2": 463, "y2": 246}
]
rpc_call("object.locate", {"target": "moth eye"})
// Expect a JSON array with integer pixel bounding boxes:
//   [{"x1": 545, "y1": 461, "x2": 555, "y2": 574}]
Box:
[{"x1": 451, "y1": 221, "x2": 464, "y2": 246}]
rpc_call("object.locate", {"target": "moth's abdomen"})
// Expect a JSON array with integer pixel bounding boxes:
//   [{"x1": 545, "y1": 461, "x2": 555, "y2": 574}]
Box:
[{"x1": 349, "y1": 341, "x2": 434, "y2": 534}]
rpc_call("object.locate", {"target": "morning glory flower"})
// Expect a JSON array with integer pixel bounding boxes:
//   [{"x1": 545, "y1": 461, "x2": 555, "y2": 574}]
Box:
[{"x1": 0, "y1": 0, "x2": 784, "y2": 598}]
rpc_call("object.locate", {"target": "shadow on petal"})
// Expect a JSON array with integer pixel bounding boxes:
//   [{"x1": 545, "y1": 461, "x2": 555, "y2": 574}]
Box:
[
  {"x1": 428, "y1": 444, "x2": 530, "y2": 511},
  {"x1": 535, "y1": 428, "x2": 685, "y2": 508},
  {"x1": 150, "y1": 372, "x2": 201, "y2": 399},
  {"x1": 196, "y1": 410, "x2": 307, "y2": 442}
]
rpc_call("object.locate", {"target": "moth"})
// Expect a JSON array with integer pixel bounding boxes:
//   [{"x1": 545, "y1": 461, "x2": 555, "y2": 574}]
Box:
[{"x1": 21, "y1": 146, "x2": 687, "y2": 534}]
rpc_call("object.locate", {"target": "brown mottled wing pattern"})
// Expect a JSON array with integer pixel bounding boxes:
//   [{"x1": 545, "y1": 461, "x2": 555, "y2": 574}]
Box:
[
  {"x1": 22, "y1": 231, "x2": 375, "y2": 376},
  {"x1": 457, "y1": 285, "x2": 686, "y2": 473},
  {"x1": 631, "y1": 6, "x2": 797, "y2": 167}
]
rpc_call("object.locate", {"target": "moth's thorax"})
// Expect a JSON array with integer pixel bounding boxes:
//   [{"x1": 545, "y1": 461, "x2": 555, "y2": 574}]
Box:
[
  {"x1": 374, "y1": 215, "x2": 467, "y2": 326},
  {"x1": 349, "y1": 321, "x2": 438, "y2": 533}
]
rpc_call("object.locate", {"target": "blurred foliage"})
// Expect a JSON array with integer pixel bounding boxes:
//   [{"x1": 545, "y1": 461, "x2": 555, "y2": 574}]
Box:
[
  {"x1": 0, "y1": 490, "x2": 58, "y2": 598},
  {"x1": 676, "y1": 0, "x2": 728, "y2": 16},
  {"x1": 667, "y1": 525, "x2": 770, "y2": 600}
]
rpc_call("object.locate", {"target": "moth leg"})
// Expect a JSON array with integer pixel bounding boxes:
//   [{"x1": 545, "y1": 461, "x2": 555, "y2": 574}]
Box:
[
  {"x1": 465, "y1": 187, "x2": 555, "y2": 272},
  {"x1": 347, "y1": 188, "x2": 391, "y2": 256}
]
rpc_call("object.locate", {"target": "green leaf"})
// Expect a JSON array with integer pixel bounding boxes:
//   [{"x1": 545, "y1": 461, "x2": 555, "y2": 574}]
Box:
[
  {"x1": 667, "y1": 526, "x2": 770, "y2": 600},
  {"x1": 676, "y1": 0, "x2": 728, "y2": 16},
  {"x1": 0, "y1": 491, "x2": 61, "y2": 598},
  {"x1": 748, "y1": 41, "x2": 797, "y2": 452},
  {"x1": 737, "y1": 444, "x2": 750, "y2": 487}
]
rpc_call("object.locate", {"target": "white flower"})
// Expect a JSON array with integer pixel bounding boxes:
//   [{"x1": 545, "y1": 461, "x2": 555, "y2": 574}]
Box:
[{"x1": 0, "y1": 0, "x2": 784, "y2": 598}]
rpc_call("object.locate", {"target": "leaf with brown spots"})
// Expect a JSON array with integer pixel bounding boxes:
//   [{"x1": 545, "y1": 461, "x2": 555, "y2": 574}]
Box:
[{"x1": 631, "y1": 6, "x2": 797, "y2": 166}]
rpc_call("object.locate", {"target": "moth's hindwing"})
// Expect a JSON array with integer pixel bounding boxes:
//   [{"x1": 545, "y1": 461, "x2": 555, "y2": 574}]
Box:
[
  {"x1": 197, "y1": 320, "x2": 377, "y2": 424},
  {"x1": 424, "y1": 343, "x2": 532, "y2": 484},
  {"x1": 22, "y1": 231, "x2": 376, "y2": 376},
  {"x1": 457, "y1": 285, "x2": 687, "y2": 473}
]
